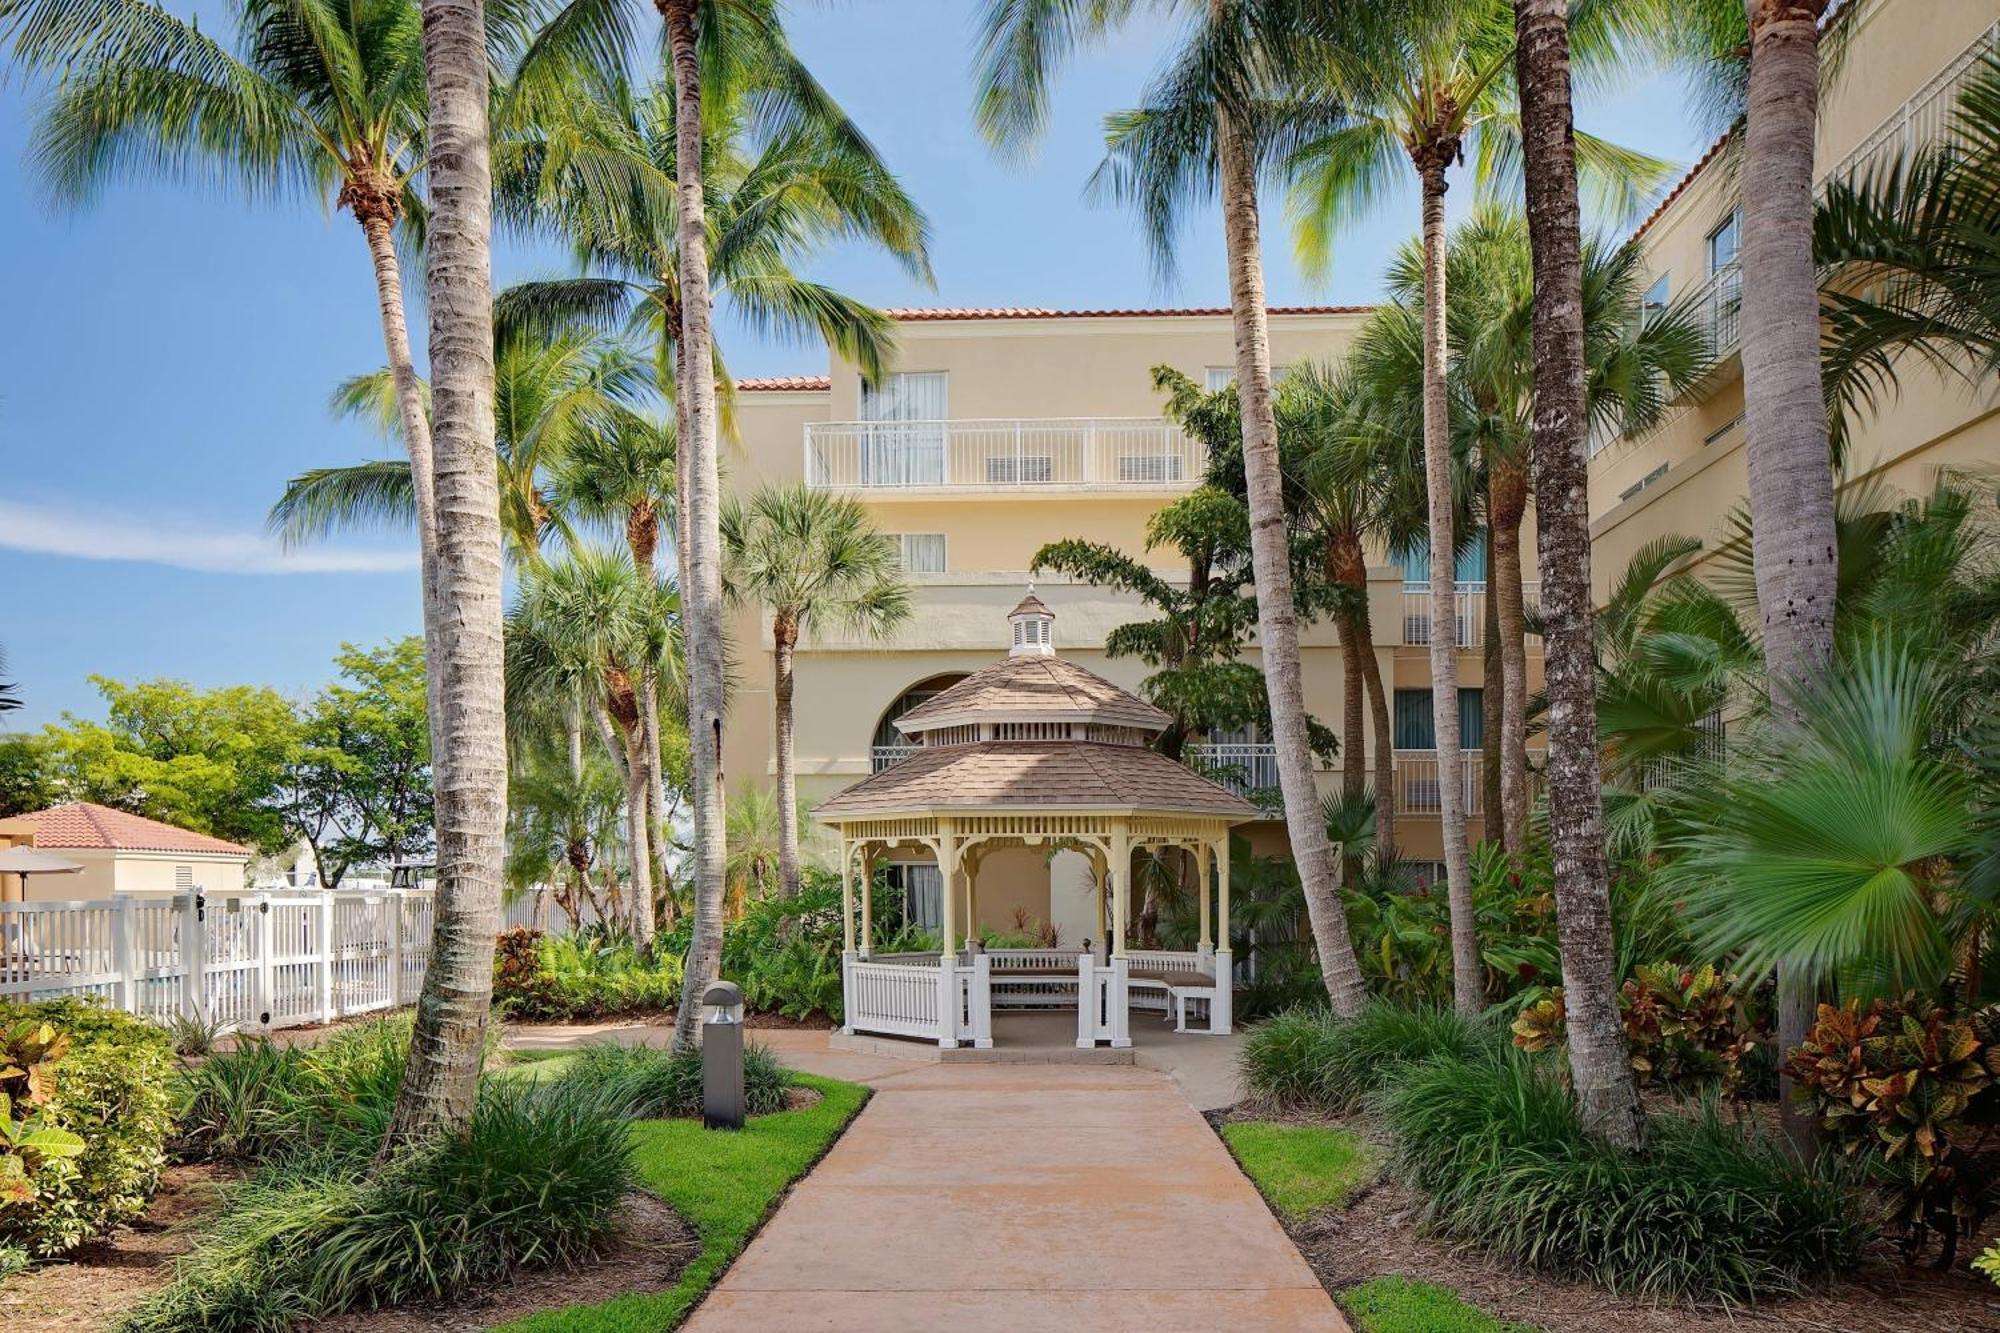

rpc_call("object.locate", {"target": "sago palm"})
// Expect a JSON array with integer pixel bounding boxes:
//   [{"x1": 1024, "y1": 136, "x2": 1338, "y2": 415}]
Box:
[{"x1": 722, "y1": 484, "x2": 910, "y2": 899}]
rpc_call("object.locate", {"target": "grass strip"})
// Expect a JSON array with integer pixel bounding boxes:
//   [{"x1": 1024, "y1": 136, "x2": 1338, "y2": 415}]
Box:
[
  {"x1": 1219, "y1": 1119, "x2": 1377, "y2": 1222},
  {"x1": 1341, "y1": 1276, "x2": 1538, "y2": 1333},
  {"x1": 500, "y1": 1072, "x2": 868, "y2": 1332}
]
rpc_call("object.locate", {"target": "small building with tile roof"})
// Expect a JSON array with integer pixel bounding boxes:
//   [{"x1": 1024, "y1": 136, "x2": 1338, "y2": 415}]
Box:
[{"x1": 0, "y1": 801, "x2": 251, "y2": 902}]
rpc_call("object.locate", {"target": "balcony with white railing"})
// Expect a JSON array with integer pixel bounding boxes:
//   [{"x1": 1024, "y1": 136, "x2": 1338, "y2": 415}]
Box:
[
  {"x1": 1400, "y1": 582, "x2": 1540, "y2": 649},
  {"x1": 1392, "y1": 750, "x2": 1486, "y2": 817},
  {"x1": 804, "y1": 418, "x2": 1203, "y2": 493},
  {"x1": 871, "y1": 743, "x2": 919, "y2": 772},
  {"x1": 1183, "y1": 742, "x2": 1280, "y2": 798}
]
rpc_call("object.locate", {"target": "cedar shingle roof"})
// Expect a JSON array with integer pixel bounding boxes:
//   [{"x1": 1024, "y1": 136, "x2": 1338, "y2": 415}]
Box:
[
  {"x1": 894, "y1": 655, "x2": 1170, "y2": 734},
  {"x1": 21, "y1": 802, "x2": 250, "y2": 856},
  {"x1": 814, "y1": 742, "x2": 1257, "y2": 818}
]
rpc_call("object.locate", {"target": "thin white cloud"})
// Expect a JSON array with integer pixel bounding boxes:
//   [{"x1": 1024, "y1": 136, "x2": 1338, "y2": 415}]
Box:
[{"x1": 0, "y1": 498, "x2": 414, "y2": 575}]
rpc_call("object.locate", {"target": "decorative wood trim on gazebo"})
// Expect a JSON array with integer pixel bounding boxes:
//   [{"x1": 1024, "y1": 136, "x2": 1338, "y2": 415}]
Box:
[{"x1": 814, "y1": 590, "x2": 1258, "y2": 1049}]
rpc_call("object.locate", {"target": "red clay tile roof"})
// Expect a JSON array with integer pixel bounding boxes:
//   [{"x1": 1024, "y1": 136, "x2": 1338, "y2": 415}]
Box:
[
  {"x1": 735, "y1": 375, "x2": 832, "y2": 392},
  {"x1": 814, "y1": 741, "x2": 1257, "y2": 818},
  {"x1": 1630, "y1": 130, "x2": 1734, "y2": 245},
  {"x1": 882, "y1": 305, "x2": 1371, "y2": 321},
  {"x1": 895, "y1": 655, "x2": 1171, "y2": 734},
  {"x1": 22, "y1": 802, "x2": 250, "y2": 856}
]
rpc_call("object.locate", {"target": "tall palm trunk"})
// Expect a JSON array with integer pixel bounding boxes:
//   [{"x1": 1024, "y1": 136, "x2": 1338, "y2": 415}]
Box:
[
  {"x1": 628, "y1": 507, "x2": 671, "y2": 937},
  {"x1": 387, "y1": 0, "x2": 504, "y2": 1143},
  {"x1": 1739, "y1": 0, "x2": 1836, "y2": 1150},
  {"x1": 1481, "y1": 592, "x2": 1501, "y2": 828},
  {"x1": 1359, "y1": 616, "x2": 1395, "y2": 854},
  {"x1": 1329, "y1": 532, "x2": 1366, "y2": 804},
  {"x1": 1415, "y1": 155, "x2": 1482, "y2": 1014},
  {"x1": 618, "y1": 713, "x2": 657, "y2": 944},
  {"x1": 1490, "y1": 451, "x2": 1531, "y2": 851},
  {"x1": 1512, "y1": 0, "x2": 1644, "y2": 1148},
  {"x1": 1216, "y1": 111, "x2": 1367, "y2": 1017},
  {"x1": 663, "y1": 0, "x2": 729, "y2": 1050},
  {"x1": 772, "y1": 615, "x2": 803, "y2": 898}
]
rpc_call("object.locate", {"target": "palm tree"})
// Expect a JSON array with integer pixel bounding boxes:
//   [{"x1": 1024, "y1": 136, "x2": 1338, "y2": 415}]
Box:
[
  {"x1": 505, "y1": 547, "x2": 679, "y2": 946},
  {"x1": 1509, "y1": 0, "x2": 1644, "y2": 1146},
  {"x1": 0, "y1": 647, "x2": 19, "y2": 716},
  {"x1": 505, "y1": 737, "x2": 625, "y2": 929},
  {"x1": 389, "y1": 0, "x2": 507, "y2": 1141},
  {"x1": 975, "y1": 0, "x2": 1381, "y2": 1017},
  {"x1": 721, "y1": 484, "x2": 910, "y2": 899},
  {"x1": 1259, "y1": 0, "x2": 1668, "y2": 1014},
  {"x1": 1337, "y1": 210, "x2": 1710, "y2": 852},
  {"x1": 270, "y1": 319, "x2": 646, "y2": 561},
  {"x1": 1656, "y1": 0, "x2": 1843, "y2": 1144},
  {"x1": 506, "y1": 2, "x2": 927, "y2": 1047},
  {"x1": 552, "y1": 409, "x2": 681, "y2": 902}
]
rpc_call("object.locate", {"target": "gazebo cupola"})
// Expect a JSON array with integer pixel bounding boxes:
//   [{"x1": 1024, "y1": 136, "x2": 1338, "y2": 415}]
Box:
[{"x1": 1007, "y1": 585, "x2": 1056, "y2": 657}]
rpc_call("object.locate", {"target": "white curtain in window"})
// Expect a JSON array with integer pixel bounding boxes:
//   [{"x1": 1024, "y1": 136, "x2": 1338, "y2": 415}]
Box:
[{"x1": 861, "y1": 372, "x2": 947, "y2": 486}]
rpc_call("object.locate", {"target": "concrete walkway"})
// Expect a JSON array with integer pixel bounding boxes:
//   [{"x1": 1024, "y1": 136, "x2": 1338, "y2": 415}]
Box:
[{"x1": 683, "y1": 1060, "x2": 1347, "y2": 1332}]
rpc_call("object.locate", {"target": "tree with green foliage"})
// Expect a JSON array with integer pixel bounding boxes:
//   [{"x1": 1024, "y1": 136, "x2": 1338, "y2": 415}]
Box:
[
  {"x1": 0, "y1": 735, "x2": 54, "y2": 819},
  {"x1": 273, "y1": 639, "x2": 434, "y2": 889},
  {"x1": 975, "y1": 0, "x2": 1385, "y2": 1017},
  {"x1": 37, "y1": 677, "x2": 302, "y2": 853},
  {"x1": 722, "y1": 484, "x2": 909, "y2": 899}
]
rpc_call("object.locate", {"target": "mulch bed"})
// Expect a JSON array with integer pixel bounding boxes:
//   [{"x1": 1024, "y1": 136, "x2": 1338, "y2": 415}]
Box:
[
  {"x1": 1212, "y1": 1103, "x2": 2000, "y2": 1333},
  {"x1": 0, "y1": 1176, "x2": 698, "y2": 1333},
  {"x1": 0, "y1": 1164, "x2": 234, "y2": 1332}
]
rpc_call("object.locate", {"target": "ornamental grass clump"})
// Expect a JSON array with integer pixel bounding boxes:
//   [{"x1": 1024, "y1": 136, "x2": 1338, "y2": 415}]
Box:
[
  {"x1": 1378, "y1": 1048, "x2": 1868, "y2": 1303},
  {"x1": 1240, "y1": 1003, "x2": 1499, "y2": 1112},
  {"x1": 121, "y1": 1080, "x2": 634, "y2": 1332},
  {"x1": 557, "y1": 1039, "x2": 793, "y2": 1118}
]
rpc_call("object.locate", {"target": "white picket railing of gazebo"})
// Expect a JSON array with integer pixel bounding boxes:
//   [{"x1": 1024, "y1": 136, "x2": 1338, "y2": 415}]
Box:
[
  {"x1": 842, "y1": 946, "x2": 1220, "y2": 1048},
  {"x1": 0, "y1": 889, "x2": 435, "y2": 1035}
]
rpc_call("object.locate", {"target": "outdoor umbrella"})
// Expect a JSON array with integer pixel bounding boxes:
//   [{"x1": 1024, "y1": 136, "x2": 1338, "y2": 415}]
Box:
[{"x1": 0, "y1": 844, "x2": 84, "y2": 895}]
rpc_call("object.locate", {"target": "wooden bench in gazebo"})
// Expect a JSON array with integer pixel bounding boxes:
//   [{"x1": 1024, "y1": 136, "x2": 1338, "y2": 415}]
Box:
[{"x1": 814, "y1": 590, "x2": 1258, "y2": 1049}]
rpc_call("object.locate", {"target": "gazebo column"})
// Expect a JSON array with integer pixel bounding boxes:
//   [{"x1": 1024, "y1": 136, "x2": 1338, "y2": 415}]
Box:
[
  {"x1": 937, "y1": 821, "x2": 960, "y2": 1049},
  {"x1": 1211, "y1": 833, "x2": 1233, "y2": 1034},
  {"x1": 859, "y1": 845, "x2": 874, "y2": 960},
  {"x1": 1196, "y1": 841, "x2": 1212, "y2": 959},
  {"x1": 1109, "y1": 821, "x2": 1130, "y2": 957},
  {"x1": 840, "y1": 836, "x2": 856, "y2": 958}
]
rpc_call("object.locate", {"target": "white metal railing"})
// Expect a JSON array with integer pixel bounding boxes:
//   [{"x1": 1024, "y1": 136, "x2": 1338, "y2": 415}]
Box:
[
  {"x1": 804, "y1": 418, "x2": 1202, "y2": 493},
  {"x1": 1400, "y1": 581, "x2": 1541, "y2": 648},
  {"x1": 1184, "y1": 742, "x2": 1280, "y2": 796},
  {"x1": 871, "y1": 743, "x2": 919, "y2": 772},
  {"x1": 1392, "y1": 750, "x2": 1485, "y2": 817},
  {"x1": 1594, "y1": 23, "x2": 2000, "y2": 462},
  {"x1": 1827, "y1": 21, "x2": 1999, "y2": 187},
  {"x1": 0, "y1": 889, "x2": 434, "y2": 1034}
]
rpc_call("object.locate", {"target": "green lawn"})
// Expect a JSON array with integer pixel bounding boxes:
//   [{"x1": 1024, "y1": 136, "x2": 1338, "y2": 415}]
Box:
[
  {"x1": 1341, "y1": 1277, "x2": 1539, "y2": 1333},
  {"x1": 1220, "y1": 1120, "x2": 1377, "y2": 1221},
  {"x1": 499, "y1": 1072, "x2": 869, "y2": 1332}
]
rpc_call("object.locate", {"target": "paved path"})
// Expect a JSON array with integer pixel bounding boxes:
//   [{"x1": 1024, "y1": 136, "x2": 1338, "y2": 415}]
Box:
[{"x1": 683, "y1": 1062, "x2": 1347, "y2": 1332}]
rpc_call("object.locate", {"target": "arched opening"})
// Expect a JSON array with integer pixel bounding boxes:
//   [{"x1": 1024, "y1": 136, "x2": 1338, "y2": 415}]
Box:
[{"x1": 869, "y1": 673, "x2": 969, "y2": 772}]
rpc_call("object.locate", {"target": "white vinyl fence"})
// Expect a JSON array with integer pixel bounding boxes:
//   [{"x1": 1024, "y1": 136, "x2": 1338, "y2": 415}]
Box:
[{"x1": 0, "y1": 889, "x2": 435, "y2": 1035}]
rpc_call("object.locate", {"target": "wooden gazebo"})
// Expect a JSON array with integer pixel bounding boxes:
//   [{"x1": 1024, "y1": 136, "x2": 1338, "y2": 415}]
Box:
[{"x1": 815, "y1": 590, "x2": 1258, "y2": 1048}]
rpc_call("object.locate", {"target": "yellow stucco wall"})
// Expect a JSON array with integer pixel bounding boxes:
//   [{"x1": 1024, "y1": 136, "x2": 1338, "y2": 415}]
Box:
[{"x1": 1590, "y1": 0, "x2": 2000, "y2": 596}]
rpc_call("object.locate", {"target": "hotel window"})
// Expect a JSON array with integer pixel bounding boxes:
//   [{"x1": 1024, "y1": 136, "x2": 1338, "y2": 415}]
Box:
[
  {"x1": 1205, "y1": 365, "x2": 1287, "y2": 392},
  {"x1": 1707, "y1": 210, "x2": 1740, "y2": 273},
  {"x1": 1394, "y1": 534, "x2": 1486, "y2": 586},
  {"x1": 1392, "y1": 688, "x2": 1485, "y2": 750},
  {"x1": 858, "y1": 372, "x2": 948, "y2": 486},
  {"x1": 892, "y1": 533, "x2": 947, "y2": 574},
  {"x1": 1641, "y1": 273, "x2": 1670, "y2": 322},
  {"x1": 884, "y1": 863, "x2": 943, "y2": 932}
]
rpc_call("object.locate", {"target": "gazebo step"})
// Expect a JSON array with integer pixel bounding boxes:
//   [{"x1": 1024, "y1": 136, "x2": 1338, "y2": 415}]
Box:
[{"x1": 829, "y1": 1030, "x2": 1136, "y2": 1066}]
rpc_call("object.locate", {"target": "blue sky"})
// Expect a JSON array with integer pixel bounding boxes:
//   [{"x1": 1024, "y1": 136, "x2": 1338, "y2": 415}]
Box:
[{"x1": 0, "y1": 2, "x2": 1710, "y2": 729}]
